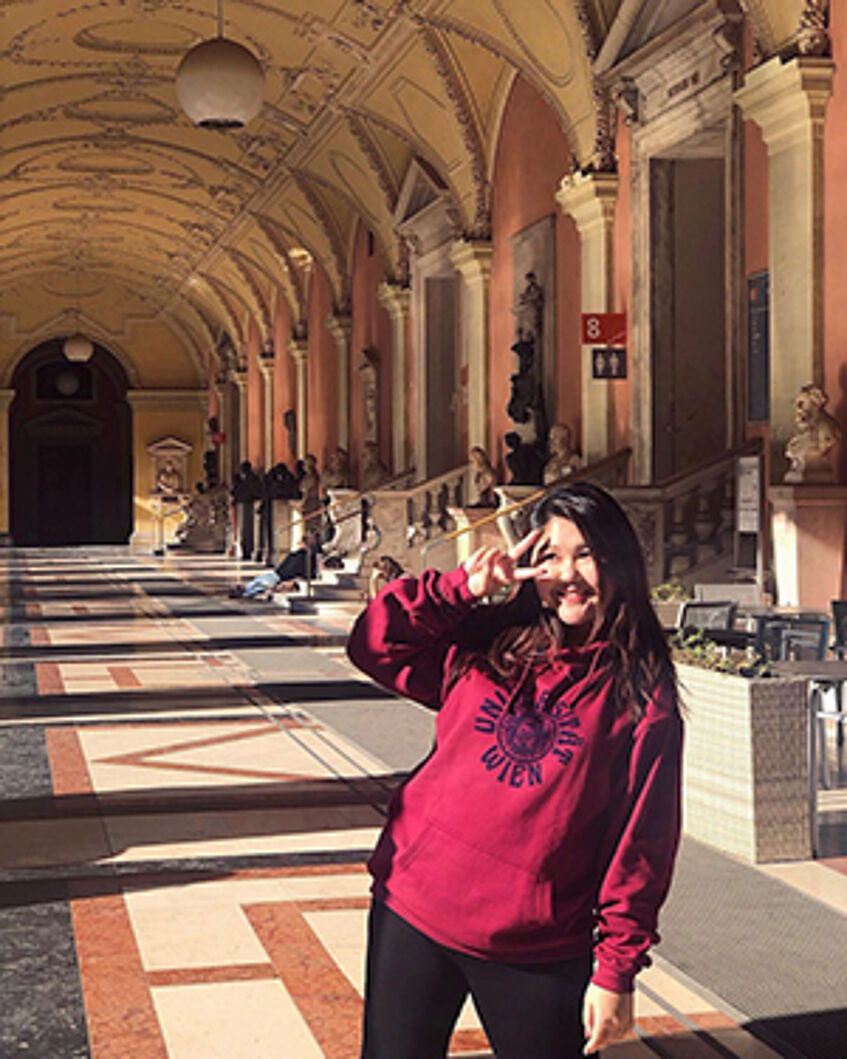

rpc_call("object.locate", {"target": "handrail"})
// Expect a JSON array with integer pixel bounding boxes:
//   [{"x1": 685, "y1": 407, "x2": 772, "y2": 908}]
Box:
[
  {"x1": 371, "y1": 463, "x2": 466, "y2": 499},
  {"x1": 649, "y1": 437, "x2": 762, "y2": 491},
  {"x1": 419, "y1": 447, "x2": 633, "y2": 554}
]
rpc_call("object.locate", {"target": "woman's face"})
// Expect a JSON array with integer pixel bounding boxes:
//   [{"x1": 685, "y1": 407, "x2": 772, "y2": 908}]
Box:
[{"x1": 532, "y1": 516, "x2": 602, "y2": 633}]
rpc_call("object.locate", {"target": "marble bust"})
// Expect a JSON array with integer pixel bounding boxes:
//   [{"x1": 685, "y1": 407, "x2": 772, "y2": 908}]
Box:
[{"x1": 784, "y1": 384, "x2": 842, "y2": 483}]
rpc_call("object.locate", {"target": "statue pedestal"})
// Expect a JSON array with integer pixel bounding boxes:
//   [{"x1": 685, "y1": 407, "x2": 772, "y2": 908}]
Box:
[
  {"x1": 770, "y1": 486, "x2": 847, "y2": 608},
  {"x1": 326, "y1": 489, "x2": 363, "y2": 566}
]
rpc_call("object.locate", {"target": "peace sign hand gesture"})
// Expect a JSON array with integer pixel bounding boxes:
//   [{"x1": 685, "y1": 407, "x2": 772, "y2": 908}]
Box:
[{"x1": 462, "y1": 529, "x2": 545, "y2": 600}]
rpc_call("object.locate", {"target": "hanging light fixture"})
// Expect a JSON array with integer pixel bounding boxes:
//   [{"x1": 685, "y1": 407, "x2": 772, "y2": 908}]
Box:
[
  {"x1": 63, "y1": 253, "x2": 94, "y2": 363},
  {"x1": 175, "y1": 0, "x2": 264, "y2": 129}
]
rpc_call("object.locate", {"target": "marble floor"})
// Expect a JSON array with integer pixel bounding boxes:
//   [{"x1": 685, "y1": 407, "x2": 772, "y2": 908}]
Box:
[{"x1": 1, "y1": 547, "x2": 846, "y2": 1058}]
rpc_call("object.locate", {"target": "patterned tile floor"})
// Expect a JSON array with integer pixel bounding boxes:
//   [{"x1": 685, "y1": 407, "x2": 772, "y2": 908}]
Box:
[{"x1": 1, "y1": 547, "x2": 845, "y2": 1058}]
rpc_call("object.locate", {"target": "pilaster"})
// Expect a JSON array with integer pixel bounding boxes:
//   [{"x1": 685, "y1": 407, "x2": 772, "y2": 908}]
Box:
[
  {"x1": 449, "y1": 240, "x2": 493, "y2": 453},
  {"x1": 257, "y1": 351, "x2": 275, "y2": 471},
  {"x1": 0, "y1": 389, "x2": 14, "y2": 536},
  {"x1": 556, "y1": 170, "x2": 619, "y2": 463},
  {"x1": 325, "y1": 314, "x2": 352, "y2": 451},
  {"x1": 377, "y1": 282, "x2": 411, "y2": 473},
  {"x1": 230, "y1": 369, "x2": 248, "y2": 466},
  {"x1": 735, "y1": 56, "x2": 834, "y2": 479},
  {"x1": 288, "y1": 339, "x2": 309, "y2": 460}
]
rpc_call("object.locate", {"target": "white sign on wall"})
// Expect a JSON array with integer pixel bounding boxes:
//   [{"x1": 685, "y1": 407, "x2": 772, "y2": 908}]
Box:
[{"x1": 736, "y1": 455, "x2": 760, "y2": 534}]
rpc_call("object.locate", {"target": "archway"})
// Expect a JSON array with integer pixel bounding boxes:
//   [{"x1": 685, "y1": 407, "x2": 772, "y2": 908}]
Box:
[{"x1": 10, "y1": 340, "x2": 132, "y2": 545}]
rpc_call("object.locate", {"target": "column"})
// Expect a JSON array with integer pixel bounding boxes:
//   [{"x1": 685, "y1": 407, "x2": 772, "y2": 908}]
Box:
[
  {"x1": 449, "y1": 240, "x2": 493, "y2": 453},
  {"x1": 0, "y1": 389, "x2": 14, "y2": 540},
  {"x1": 231, "y1": 368, "x2": 248, "y2": 466},
  {"x1": 556, "y1": 170, "x2": 619, "y2": 463},
  {"x1": 288, "y1": 338, "x2": 309, "y2": 460},
  {"x1": 213, "y1": 371, "x2": 229, "y2": 484},
  {"x1": 325, "y1": 314, "x2": 351, "y2": 451},
  {"x1": 377, "y1": 282, "x2": 411, "y2": 473},
  {"x1": 735, "y1": 56, "x2": 834, "y2": 478},
  {"x1": 257, "y1": 351, "x2": 274, "y2": 470}
]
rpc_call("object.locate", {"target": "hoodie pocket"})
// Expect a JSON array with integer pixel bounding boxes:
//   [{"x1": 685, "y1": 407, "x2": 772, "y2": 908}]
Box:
[{"x1": 393, "y1": 820, "x2": 553, "y2": 949}]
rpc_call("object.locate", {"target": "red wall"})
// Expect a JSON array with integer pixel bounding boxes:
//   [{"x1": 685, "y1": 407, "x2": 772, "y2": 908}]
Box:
[
  {"x1": 272, "y1": 295, "x2": 296, "y2": 465},
  {"x1": 490, "y1": 74, "x2": 581, "y2": 473},
  {"x1": 306, "y1": 266, "x2": 337, "y2": 467},
  {"x1": 611, "y1": 116, "x2": 633, "y2": 452},
  {"x1": 246, "y1": 318, "x2": 263, "y2": 469},
  {"x1": 350, "y1": 222, "x2": 394, "y2": 480},
  {"x1": 824, "y1": 1, "x2": 847, "y2": 482}
]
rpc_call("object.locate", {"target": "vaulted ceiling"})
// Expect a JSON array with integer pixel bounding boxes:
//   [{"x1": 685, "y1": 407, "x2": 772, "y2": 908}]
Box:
[{"x1": 0, "y1": 0, "x2": 805, "y2": 384}]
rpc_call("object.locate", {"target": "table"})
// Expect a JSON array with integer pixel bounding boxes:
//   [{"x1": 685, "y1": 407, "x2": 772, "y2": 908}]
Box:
[{"x1": 772, "y1": 659, "x2": 847, "y2": 857}]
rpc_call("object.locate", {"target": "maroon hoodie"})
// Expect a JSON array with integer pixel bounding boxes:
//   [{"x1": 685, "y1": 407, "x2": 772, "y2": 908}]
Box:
[{"x1": 347, "y1": 565, "x2": 683, "y2": 993}]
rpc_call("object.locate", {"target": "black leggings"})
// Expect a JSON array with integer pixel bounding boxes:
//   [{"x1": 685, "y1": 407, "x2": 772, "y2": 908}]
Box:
[{"x1": 361, "y1": 901, "x2": 595, "y2": 1059}]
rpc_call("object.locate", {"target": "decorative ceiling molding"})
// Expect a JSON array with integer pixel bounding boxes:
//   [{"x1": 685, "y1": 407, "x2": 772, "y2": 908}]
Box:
[{"x1": 226, "y1": 248, "x2": 273, "y2": 346}]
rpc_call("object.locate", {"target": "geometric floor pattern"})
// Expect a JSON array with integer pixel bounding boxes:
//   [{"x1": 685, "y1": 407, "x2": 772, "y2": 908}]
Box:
[{"x1": 2, "y1": 546, "x2": 844, "y2": 1057}]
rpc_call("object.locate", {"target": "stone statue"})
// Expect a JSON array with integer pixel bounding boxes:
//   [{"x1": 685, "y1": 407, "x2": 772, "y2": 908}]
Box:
[
  {"x1": 543, "y1": 424, "x2": 581, "y2": 484},
  {"x1": 469, "y1": 446, "x2": 498, "y2": 507},
  {"x1": 266, "y1": 461, "x2": 300, "y2": 500},
  {"x1": 321, "y1": 446, "x2": 351, "y2": 489},
  {"x1": 299, "y1": 453, "x2": 322, "y2": 516},
  {"x1": 505, "y1": 430, "x2": 544, "y2": 486},
  {"x1": 231, "y1": 460, "x2": 263, "y2": 502},
  {"x1": 784, "y1": 383, "x2": 842, "y2": 483},
  {"x1": 156, "y1": 458, "x2": 182, "y2": 495},
  {"x1": 360, "y1": 349, "x2": 379, "y2": 443},
  {"x1": 361, "y1": 441, "x2": 389, "y2": 490},
  {"x1": 283, "y1": 408, "x2": 296, "y2": 459}
]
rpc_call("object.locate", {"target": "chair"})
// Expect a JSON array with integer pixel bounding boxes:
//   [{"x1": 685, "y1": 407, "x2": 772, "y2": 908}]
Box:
[
  {"x1": 817, "y1": 601, "x2": 847, "y2": 788},
  {"x1": 831, "y1": 600, "x2": 847, "y2": 659},
  {"x1": 753, "y1": 613, "x2": 830, "y2": 662},
  {"x1": 678, "y1": 600, "x2": 738, "y2": 632}
]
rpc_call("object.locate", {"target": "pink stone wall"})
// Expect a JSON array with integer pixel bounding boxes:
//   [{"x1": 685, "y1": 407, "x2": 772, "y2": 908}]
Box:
[
  {"x1": 306, "y1": 266, "x2": 337, "y2": 466},
  {"x1": 246, "y1": 318, "x2": 263, "y2": 469},
  {"x1": 490, "y1": 75, "x2": 580, "y2": 474}
]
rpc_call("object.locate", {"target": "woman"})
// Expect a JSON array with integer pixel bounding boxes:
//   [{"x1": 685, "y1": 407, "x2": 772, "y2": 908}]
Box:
[{"x1": 347, "y1": 482, "x2": 682, "y2": 1058}]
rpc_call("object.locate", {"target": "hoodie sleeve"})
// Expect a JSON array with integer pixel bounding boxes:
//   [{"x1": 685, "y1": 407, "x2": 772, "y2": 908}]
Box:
[
  {"x1": 592, "y1": 683, "x2": 683, "y2": 994},
  {"x1": 347, "y1": 566, "x2": 477, "y2": 709}
]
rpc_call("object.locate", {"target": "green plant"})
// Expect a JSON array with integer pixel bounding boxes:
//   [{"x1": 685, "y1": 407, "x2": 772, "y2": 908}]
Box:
[
  {"x1": 670, "y1": 629, "x2": 774, "y2": 678},
  {"x1": 651, "y1": 580, "x2": 692, "y2": 603}
]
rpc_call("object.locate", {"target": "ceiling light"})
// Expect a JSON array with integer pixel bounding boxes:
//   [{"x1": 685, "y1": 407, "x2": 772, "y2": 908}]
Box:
[
  {"x1": 176, "y1": 0, "x2": 264, "y2": 129},
  {"x1": 63, "y1": 333, "x2": 94, "y2": 363},
  {"x1": 63, "y1": 252, "x2": 94, "y2": 363}
]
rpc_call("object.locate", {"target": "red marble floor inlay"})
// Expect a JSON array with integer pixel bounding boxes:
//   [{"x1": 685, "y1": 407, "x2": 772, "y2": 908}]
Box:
[
  {"x1": 70, "y1": 887, "x2": 168, "y2": 1059},
  {"x1": 46, "y1": 727, "x2": 95, "y2": 796},
  {"x1": 29, "y1": 626, "x2": 50, "y2": 645},
  {"x1": 36, "y1": 661, "x2": 65, "y2": 694},
  {"x1": 245, "y1": 899, "x2": 365, "y2": 1059},
  {"x1": 108, "y1": 666, "x2": 143, "y2": 689},
  {"x1": 822, "y1": 855, "x2": 847, "y2": 875},
  {"x1": 147, "y1": 964, "x2": 277, "y2": 987}
]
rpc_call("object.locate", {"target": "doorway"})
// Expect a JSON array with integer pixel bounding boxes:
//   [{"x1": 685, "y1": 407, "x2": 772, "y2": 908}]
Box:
[
  {"x1": 37, "y1": 444, "x2": 93, "y2": 544},
  {"x1": 650, "y1": 155, "x2": 727, "y2": 479},
  {"x1": 424, "y1": 275, "x2": 461, "y2": 478},
  {"x1": 10, "y1": 340, "x2": 132, "y2": 545}
]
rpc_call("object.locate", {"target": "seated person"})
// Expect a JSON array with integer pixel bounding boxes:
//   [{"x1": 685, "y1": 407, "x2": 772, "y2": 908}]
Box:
[
  {"x1": 368, "y1": 555, "x2": 406, "y2": 600},
  {"x1": 231, "y1": 530, "x2": 323, "y2": 599}
]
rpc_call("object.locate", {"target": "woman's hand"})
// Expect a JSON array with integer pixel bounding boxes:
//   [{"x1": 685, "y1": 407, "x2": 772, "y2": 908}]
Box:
[
  {"x1": 462, "y1": 529, "x2": 543, "y2": 600},
  {"x1": 582, "y1": 983, "x2": 634, "y2": 1055}
]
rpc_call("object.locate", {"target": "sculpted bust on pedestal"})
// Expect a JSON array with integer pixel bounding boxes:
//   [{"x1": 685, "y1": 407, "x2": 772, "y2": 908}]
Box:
[
  {"x1": 543, "y1": 424, "x2": 581, "y2": 485},
  {"x1": 784, "y1": 384, "x2": 842, "y2": 483}
]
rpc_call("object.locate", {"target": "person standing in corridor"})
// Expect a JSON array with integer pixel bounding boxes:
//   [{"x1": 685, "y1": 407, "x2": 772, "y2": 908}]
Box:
[{"x1": 347, "y1": 482, "x2": 683, "y2": 1058}]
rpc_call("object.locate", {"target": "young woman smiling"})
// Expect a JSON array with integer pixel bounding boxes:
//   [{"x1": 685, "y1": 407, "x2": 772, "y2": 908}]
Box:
[{"x1": 348, "y1": 482, "x2": 682, "y2": 1058}]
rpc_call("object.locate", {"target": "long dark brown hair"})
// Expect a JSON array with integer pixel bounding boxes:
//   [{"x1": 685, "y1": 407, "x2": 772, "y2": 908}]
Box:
[{"x1": 450, "y1": 482, "x2": 677, "y2": 721}]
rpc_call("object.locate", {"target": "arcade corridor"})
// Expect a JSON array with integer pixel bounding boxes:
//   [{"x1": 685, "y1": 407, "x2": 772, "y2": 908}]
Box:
[{"x1": 2, "y1": 547, "x2": 846, "y2": 1058}]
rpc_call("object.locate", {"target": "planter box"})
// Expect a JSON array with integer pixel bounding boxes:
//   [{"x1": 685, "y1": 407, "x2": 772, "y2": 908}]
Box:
[{"x1": 678, "y1": 663, "x2": 811, "y2": 863}]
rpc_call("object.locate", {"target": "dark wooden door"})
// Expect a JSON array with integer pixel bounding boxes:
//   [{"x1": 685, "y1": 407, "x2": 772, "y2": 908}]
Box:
[{"x1": 38, "y1": 444, "x2": 93, "y2": 544}]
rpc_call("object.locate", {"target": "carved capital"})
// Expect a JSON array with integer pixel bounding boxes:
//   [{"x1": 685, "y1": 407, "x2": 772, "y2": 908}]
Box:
[
  {"x1": 735, "y1": 56, "x2": 834, "y2": 148},
  {"x1": 257, "y1": 352, "x2": 275, "y2": 380},
  {"x1": 449, "y1": 239, "x2": 493, "y2": 285},
  {"x1": 288, "y1": 338, "x2": 309, "y2": 365},
  {"x1": 325, "y1": 313, "x2": 352, "y2": 352},
  {"x1": 377, "y1": 281, "x2": 411, "y2": 320},
  {"x1": 231, "y1": 369, "x2": 248, "y2": 392},
  {"x1": 556, "y1": 170, "x2": 619, "y2": 234}
]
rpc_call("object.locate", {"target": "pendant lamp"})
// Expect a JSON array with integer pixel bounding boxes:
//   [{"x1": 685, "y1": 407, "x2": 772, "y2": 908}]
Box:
[
  {"x1": 176, "y1": 0, "x2": 264, "y2": 129},
  {"x1": 63, "y1": 254, "x2": 94, "y2": 363}
]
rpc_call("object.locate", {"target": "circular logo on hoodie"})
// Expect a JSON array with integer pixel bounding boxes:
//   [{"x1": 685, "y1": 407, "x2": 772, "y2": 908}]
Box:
[{"x1": 496, "y1": 711, "x2": 558, "y2": 763}]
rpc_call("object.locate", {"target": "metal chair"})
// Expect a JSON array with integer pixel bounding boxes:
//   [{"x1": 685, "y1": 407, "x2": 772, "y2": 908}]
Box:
[
  {"x1": 678, "y1": 600, "x2": 738, "y2": 631},
  {"x1": 816, "y1": 601, "x2": 847, "y2": 788},
  {"x1": 753, "y1": 613, "x2": 830, "y2": 662},
  {"x1": 756, "y1": 613, "x2": 836, "y2": 789}
]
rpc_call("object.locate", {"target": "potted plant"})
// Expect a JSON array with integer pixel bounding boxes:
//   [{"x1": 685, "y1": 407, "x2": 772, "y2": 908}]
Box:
[{"x1": 672, "y1": 631, "x2": 811, "y2": 864}]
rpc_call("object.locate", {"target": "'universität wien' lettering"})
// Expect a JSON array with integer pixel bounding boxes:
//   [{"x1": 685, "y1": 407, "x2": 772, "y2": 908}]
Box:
[{"x1": 474, "y1": 690, "x2": 584, "y2": 788}]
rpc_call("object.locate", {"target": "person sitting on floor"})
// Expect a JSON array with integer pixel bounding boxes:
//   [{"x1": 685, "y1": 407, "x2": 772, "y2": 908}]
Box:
[{"x1": 230, "y1": 530, "x2": 323, "y2": 599}]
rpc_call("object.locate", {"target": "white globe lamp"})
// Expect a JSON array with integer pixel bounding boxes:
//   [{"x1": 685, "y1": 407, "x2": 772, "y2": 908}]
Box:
[
  {"x1": 176, "y1": 0, "x2": 264, "y2": 132},
  {"x1": 63, "y1": 333, "x2": 94, "y2": 363}
]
